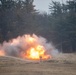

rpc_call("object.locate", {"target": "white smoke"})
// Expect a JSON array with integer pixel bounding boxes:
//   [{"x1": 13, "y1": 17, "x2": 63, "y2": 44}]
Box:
[{"x1": 0, "y1": 34, "x2": 59, "y2": 58}]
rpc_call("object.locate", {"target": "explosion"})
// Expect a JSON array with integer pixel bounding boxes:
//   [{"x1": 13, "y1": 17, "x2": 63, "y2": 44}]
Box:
[
  {"x1": 0, "y1": 34, "x2": 55, "y2": 60},
  {"x1": 0, "y1": 50, "x2": 5, "y2": 56},
  {"x1": 21, "y1": 34, "x2": 51, "y2": 60}
]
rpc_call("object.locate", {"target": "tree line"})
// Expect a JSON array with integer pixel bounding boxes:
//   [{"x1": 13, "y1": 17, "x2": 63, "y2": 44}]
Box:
[{"x1": 0, "y1": 0, "x2": 76, "y2": 53}]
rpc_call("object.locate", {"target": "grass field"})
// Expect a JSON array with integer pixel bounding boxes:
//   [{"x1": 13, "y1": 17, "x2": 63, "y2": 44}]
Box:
[{"x1": 0, "y1": 53, "x2": 76, "y2": 75}]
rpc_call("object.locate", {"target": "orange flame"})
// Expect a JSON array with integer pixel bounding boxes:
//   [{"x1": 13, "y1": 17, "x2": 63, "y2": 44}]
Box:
[
  {"x1": 0, "y1": 50, "x2": 5, "y2": 56},
  {"x1": 21, "y1": 35, "x2": 51, "y2": 60},
  {"x1": 0, "y1": 34, "x2": 51, "y2": 60}
]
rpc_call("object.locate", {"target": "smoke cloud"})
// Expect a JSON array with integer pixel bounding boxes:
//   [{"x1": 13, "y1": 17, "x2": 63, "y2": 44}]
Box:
[{"x1": 0, "y1": 34, "x2": 58, "y2": 59}]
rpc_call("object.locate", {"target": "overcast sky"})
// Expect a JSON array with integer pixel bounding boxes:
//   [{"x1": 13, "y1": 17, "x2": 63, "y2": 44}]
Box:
[{"x1": 34, "y1": 0, "x2": 67, "y2": 13}]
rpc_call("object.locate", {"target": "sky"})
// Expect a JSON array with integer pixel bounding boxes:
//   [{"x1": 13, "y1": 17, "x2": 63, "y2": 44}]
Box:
[{"x1": 34, "y1": 0, "x2": 67, "y2": 13}]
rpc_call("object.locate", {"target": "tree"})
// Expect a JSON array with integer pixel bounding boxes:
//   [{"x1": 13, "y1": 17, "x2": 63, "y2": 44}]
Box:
[
  {"x1": 49, "y1": 0, "x2": 76, "y2": 52},
  {"x1": 22, "y1": 0, "x2": 35, "y2": 13},
  {"x1": 0, "y1": 0, "x2": 15, "y2": 41},
  {"x1": 0, "y1": 0, "x2": 37, "y2": 42},
  {"x1": 49, "y1": 1, "x2": 62, "y2": 16}
]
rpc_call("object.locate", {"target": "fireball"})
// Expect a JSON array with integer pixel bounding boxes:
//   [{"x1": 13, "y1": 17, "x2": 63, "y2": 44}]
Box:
[
  {"x1": 21, "y1": 35, "x2": 51, "y2": 60},
  {"x1": 0, "y1": 34, "x2": 52, "y2": 60}
]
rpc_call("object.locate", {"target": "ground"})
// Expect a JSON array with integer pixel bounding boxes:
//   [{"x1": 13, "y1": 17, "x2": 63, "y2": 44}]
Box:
[{"x1": 0, "y1": 53, "x2": 76, "y2": 75}]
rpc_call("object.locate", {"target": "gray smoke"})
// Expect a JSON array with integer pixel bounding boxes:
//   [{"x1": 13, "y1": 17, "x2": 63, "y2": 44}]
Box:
[{"x1": 0, "y1": 34, "x2": 59, "y2": 58}]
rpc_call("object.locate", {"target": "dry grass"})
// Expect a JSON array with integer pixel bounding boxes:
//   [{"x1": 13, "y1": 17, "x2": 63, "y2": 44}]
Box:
[{"x1": 0, "y1": 53, "x2": 76, "y2": 75}]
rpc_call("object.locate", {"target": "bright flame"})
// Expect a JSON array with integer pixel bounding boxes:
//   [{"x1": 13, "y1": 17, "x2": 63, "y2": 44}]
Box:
[
  {"x1": 0, "y1": 34, "x2": 52, "y2": 60},
  {"x1": 0, "y1": 50, "x2": 5, "y2": 56},
  {"x1": 21, "y1": 35, "x2": 51, "y2": 60}
]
